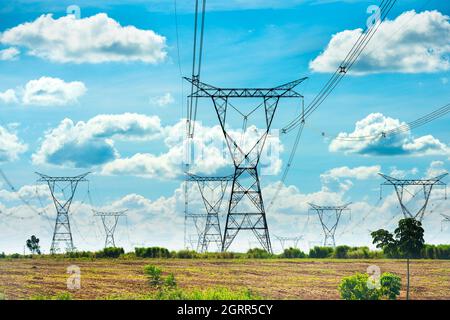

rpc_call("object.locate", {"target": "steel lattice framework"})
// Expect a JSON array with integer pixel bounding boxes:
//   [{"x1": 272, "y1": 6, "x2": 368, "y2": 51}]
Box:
[
  {"x1": 93, "y1": 210, "x2": 127, "y2": 248},
  {"x1": 36, "y1": 172, "x2": 89, "y2": 253},
  {"x1": 442, "y1": 214, "x2": 450, "y2": 230},
  {"x1": 186, "y1": 77, "x2": 307, "y2": 253},
  {"x1": 379, "y1": 173, "x2": 448, "y2": 221},
  {"x1": 274, "y1": 235, "x2": 303, "y2": 251},
  {"x1": 309, "y1": 203, "x2": 351, "y2": 247},
  {"x1": 187, "y1": 173, "x2": 233, "y2": 252}
]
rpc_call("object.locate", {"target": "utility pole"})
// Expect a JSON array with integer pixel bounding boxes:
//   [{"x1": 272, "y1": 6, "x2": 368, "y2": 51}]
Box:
[
  {"x1": 308, "y1": 203, "x2": 351, "y2": 247},
  {"x1": 36, "y1": 172, "x2": 89, "y2": 254},
  {"x1": 379, "y1": 173, "x2": 448, "y2": 221},
  {"x1": 187, "y1": 174, "x2": 233, "y2": 252},
  {"x1": 185, "y1": 77, "x2": 307, "y2": 253},
  {"x1": 93, "y1": 210, "x2": 127, "y2": 248}
]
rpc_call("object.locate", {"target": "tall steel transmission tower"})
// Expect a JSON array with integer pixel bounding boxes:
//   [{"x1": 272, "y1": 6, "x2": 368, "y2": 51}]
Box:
[
  {"x1": 308, "y1": 203, "x2": 351, "y2": 247},
  {"x1": 274, "y1": 235, "x2": 302, "y2": 251},
  {"x1": 93, "y1": 210, "x2": 127, "y2": 248},
  {"x1": 379, "y1": 173, "x2": 448, "y2": 222},
  {"x1": 185, "y1": 77, "x2": 307, "y2": 253},
  {"x1": 36, "y1": 172, "x2": 89, "y2": 253},
  {"x1": 187, "y1": 174, "x2": 233, "y2": 252}
]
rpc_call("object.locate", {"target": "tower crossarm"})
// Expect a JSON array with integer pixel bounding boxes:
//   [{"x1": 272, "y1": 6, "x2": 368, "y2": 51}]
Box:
[
  {"x1": 93, "y1": 210, "x2": 128, "y2": 217},
  {"x1": 442, "y1": 214, "x2": 450, "y2": 221},
  {"x1": 308, "y1": 203, "x2": 352, "y2": 211},
  {"x1": 35, "y1": 172, "x2": 90, "y2": 182},
  {"x1": 186, "y1": 173, "x2": 234, "y2": 182},
  {"x1": 379, "y1": 173, "x2": 448, "y2": 186},
  {"x1": 184, "y1": 77, "x2": 307, "y2": 98}
]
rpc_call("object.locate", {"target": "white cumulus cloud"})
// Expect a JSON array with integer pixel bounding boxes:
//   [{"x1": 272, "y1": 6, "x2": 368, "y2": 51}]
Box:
[
  {"x1": 0, "y1": 126, "x2": 28, "y2": 162},
  {"x1": 329, "y1": 113, "x2": 450, "y2": 157},
  {"x1": 22, "y1": 76, "x2": 86, "y2": 106},
  {"x1": 32, "y1": 113, "x2": 164, "y2": 167},
  {"x1": 149, "y1": 92, "x2": 175, "y2": 107},
  {"x1": 0, "y1": 89, "x2": 18, "y2": 104},
  {"x1": 0, "y1": 13, "x2": 167, "y2": 64},
  {"x1": 0, "y1": 47, "x2": 20, "y2": 60},
  {"x1": 310, "y1": 10, "x2": 450, "y2": 75}
]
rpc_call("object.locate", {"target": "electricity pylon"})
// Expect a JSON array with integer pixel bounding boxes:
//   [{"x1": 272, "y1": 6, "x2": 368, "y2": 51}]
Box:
[
  {"x1": 185, "y1": 77, "x2": 307, "y2": 253},
  {"x1": 187, "y1": 174, "x2": 233, "y2": 252},
  {"x1": 93, "y1": 210, "x2": 127, "y2": 248},
  {"x1": 308, "y1": 203, "x2": 351, "y2": 247},
  {"x1": 36, "y1": 172, "x2": 89, "y2": 253},
  {"x1": 379, "y1": 173, "x2": 448, "y2": 222},
  {"x1": 274, "y1": 235, "x2": 303, "y2": 251},
  {"x1": 185, "y1": 213, "x2": 208, "y2": 251}
]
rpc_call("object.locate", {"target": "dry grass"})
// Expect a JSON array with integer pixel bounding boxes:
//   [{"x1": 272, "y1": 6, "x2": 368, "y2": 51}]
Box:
[{"x1": 1, "y1": 258, "x2": 449, "y2": 300}]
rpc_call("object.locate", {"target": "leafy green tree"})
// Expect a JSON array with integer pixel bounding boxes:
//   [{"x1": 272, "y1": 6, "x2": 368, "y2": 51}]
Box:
[
  {"x1": 371, "y1": 218, "x2": 425, "y2": 300},
  {"x1": 26, "y1": 235, "x2": 41, "y2": 255}
]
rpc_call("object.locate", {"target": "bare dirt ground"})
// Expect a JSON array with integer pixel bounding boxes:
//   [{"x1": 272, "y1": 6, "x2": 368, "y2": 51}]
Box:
[{"x1": 1, "y1": 258, "x2": 449, "y2": 300}]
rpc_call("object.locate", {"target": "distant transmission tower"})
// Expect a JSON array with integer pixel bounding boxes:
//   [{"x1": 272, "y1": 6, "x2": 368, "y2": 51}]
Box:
[
  {"x1": 187, "y1": 174, "x2": 233, "y2": 252},
  {"x1": 93, "y1": 210, "x2": 127, "y2": 248},
  {"x1": 186, "y1": 77, "x2": 307, "y2": 253},
  {"x1": 36, "y1": 172, "x2": 89, "y2": 253},
  {"x1": 309, "y1": 203, "x2": 351, "y2": 247},
  {"x1": 274, "y1": 235, "x2": 302, "y2": 251},
  {"x1": 379, "y1": 173, "x2": 448, "y2": 222}
]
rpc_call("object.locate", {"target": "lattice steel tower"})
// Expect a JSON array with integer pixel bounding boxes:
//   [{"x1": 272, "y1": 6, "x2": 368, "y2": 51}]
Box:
[
  {"x1": 379, "y1": 173, "x2": 448, "y2": 222},
  {"x1": 186, "y1": 77, "x2": 307, "y2": 253},
  {"x1": 36, "y1": 172, "x2": 89, "y2": 253},
  {"x1": 187, "y1": 174, "x2": 233, "y2": 252},
  {"x1": 274, "y1": 235, "x2": 303, "y2": 251},
  {"x1": 93, "y1": 210, "x2": 127, "y2": 248},
  {"x1": 309, "y1": 203, "x2": 351, "y2": 247}
]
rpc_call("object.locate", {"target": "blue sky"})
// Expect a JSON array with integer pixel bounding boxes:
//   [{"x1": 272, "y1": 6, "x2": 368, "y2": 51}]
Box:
[{"x1": 0, "y1": 0, "x2": 449, "y2": 253}]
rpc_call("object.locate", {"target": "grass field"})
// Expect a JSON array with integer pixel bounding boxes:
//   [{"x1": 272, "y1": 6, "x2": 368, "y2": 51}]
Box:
[{"x1": 1, "y1": 258, "x2": 450, "y2": 300}]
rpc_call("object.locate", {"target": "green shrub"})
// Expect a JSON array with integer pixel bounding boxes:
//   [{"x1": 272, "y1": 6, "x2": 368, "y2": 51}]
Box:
[
  {"x1": 334, "y1": 246, "x2": 351, "y2": 259},
  {"x1": 246, "y1": 248, "x2": 273, "y2": 259},
  {"x1": 309, "y1": 246, "x2": 334, "y2": 258},
  {"x1": 96, "y1": 247, "x2": 124, "y2": 258},
  {"x1": 0, "y1": 252, "x2": 5, "y2": 259},
  {"x1": 175, "y1": 250, "x2": 198, "y2": 259},
  {"x1": 164, "y1": 273, "x2": 177, "y2": 289},
  {"x1": 135, "y1": 247, "x2": 171, "y2": 258},
  {"x1": 0, "y1": 292, "x2": 6, "y2": 300},
  {"x1": 339, "y1": 272, "x2": 401, "y2": 300},
  {"x1": 379, "y1": 273, "x2": 401, "y2": 300},
  {"x1": 144, "y1": 265, "x2": 163, "y2": 286},
  {"x1": 280, "y1": 247, "x2": 306, "y2": 258}
]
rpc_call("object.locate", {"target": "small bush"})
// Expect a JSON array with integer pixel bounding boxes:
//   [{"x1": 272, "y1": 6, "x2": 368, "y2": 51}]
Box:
[
  {"x1": 164, "y1": 273, "x2": 177, "y2": 289},
  {"x1": 339, "y1": 272, "x2": 401, "y2": 300},
  {"x1": 135, "y1": 247, "x2": 171, "y2": 258},
  {"x1": 96, "y1": 247, "x2": 124, "y2": 258},
  {"x1": 334, "y1": 246, "x2": 351, "y2": 259},
  {"x1": 175, "y1": 250, "x2": 198, "y2": 259},
  {"x1": 309, "y1": 246, "x2": 334, "y2": 258},
  {"x1": 0, "y1": 252, "x2": 5, "y2": 259},
  {"x1": 280, "y1": 248, "x2": 306, "y2": 258},
  {"x1": 144, "y1": 265, "x2": 163, "y2": 287},
  {"x1": 246, "y1": 248, "x2": 273, "y2": 259}
]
